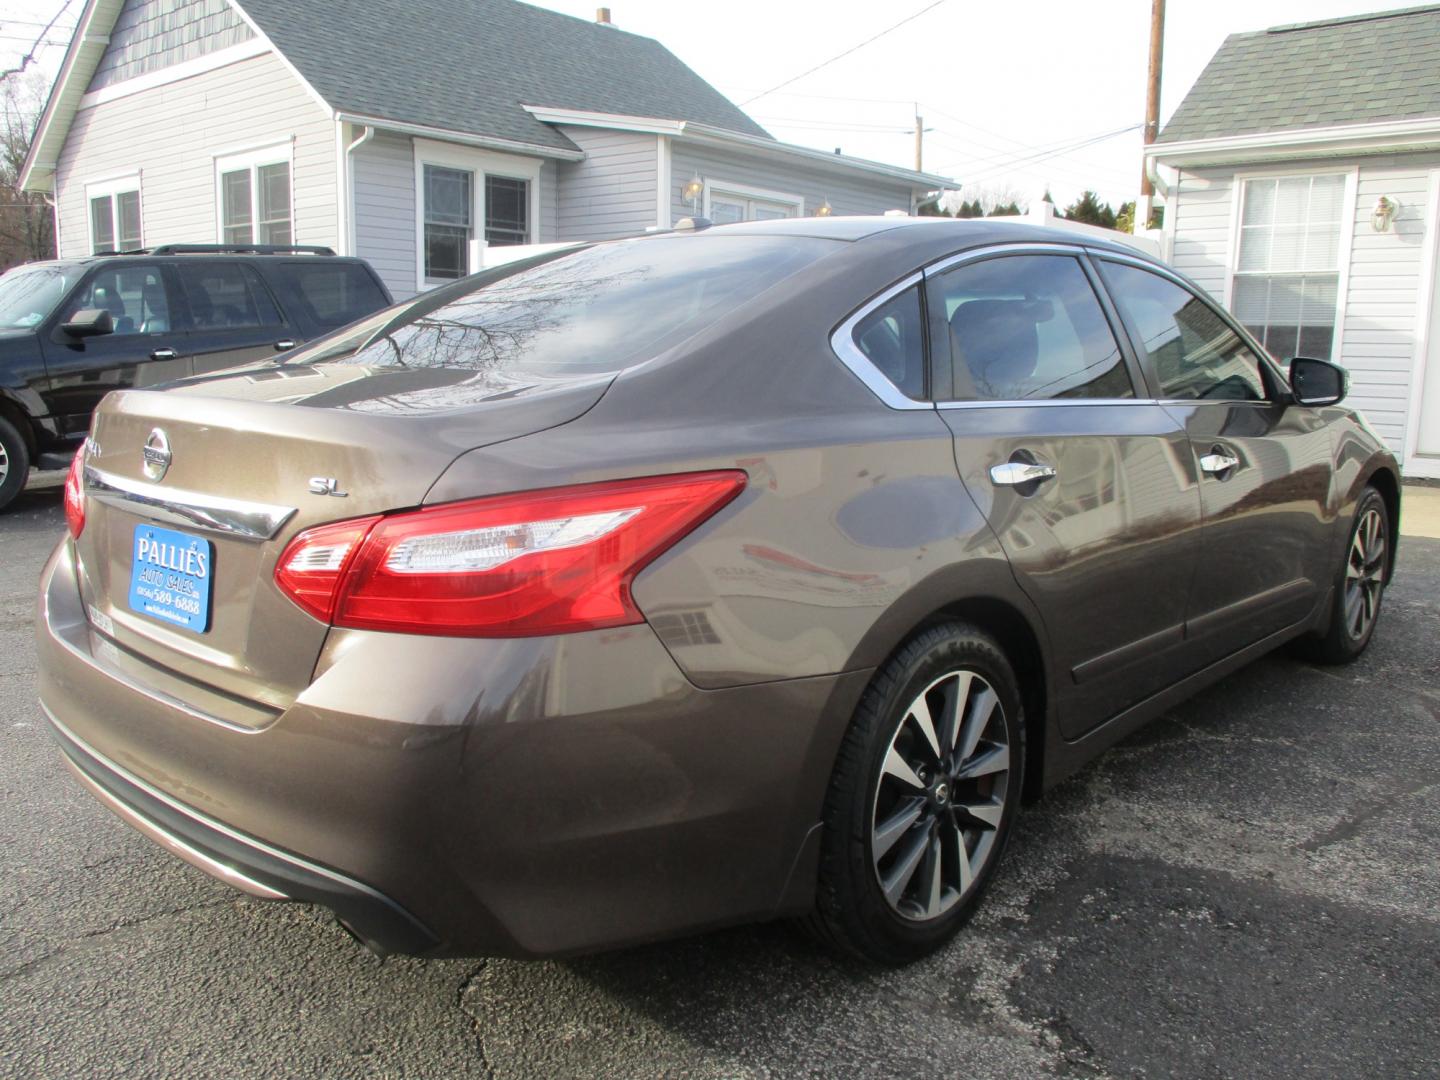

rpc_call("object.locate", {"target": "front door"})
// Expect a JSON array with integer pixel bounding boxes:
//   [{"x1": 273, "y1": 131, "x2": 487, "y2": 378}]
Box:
[
  {"x1": 1097, "y1": 258, "x2": 1335, "y2": 666},
  {"x1": 932, "y1": 250, "x2": 1204, "y2": 738},
  {"x1": 39, "y1": 262, "x2": 190, "y2": 434},
  {"x1": 173, "y1": 261, "x2": 294, "y2": 375}
]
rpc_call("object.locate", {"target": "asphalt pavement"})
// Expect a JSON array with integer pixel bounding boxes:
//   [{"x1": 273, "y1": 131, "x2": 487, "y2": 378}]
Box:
[{"x1": 2, "y1": 475, "x2": 1437, "y2": 1079}]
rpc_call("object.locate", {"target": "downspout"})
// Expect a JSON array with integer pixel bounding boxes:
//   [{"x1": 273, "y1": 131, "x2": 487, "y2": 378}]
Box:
[{"x1": 341, "y1": 123, "x2": 376, "y2": 256}]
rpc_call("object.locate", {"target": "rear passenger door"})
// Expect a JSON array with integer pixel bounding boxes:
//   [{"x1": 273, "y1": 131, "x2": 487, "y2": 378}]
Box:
[
  {"x1": 1096, "y1": 257, "x2": 1335, "y2": 665},
  {"x1": 932, "y1": 248, "x2": 1204, "y2": 738},
  {"x1": 174, "y1": 261, "x2": 294, "y2": 375}
]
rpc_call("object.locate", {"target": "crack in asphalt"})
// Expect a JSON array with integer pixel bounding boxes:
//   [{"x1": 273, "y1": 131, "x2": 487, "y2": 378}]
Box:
[
  {"x1": 456, "y1": 961, "x2": 495, "y2": 1079},
  {"x1": 1, "y1": 897, "x2": 235, "y2": 982}
]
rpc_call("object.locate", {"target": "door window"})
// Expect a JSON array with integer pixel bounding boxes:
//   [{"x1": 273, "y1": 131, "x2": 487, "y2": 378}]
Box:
[
  {"x1": 851, "y1": 285, "x2": 926, "y2": 399},
  {"x1": 68, "y1": 266, "x2": 170, "y2": 335},
  {"x1": 177, "y1": 263, "x2": 282, "y2": 330},
  {"x1": 935, "y1": 254, "x2": 1132, "y2": 401},
  {"x1": 1100, "y1": 261, "x2": 1268, "y2": 402}
]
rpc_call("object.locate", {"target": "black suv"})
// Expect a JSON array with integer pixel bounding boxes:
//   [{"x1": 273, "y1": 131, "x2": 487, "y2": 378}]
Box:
[{"x1": 0, "y1": 244, "x2": 392, "y2": 509}]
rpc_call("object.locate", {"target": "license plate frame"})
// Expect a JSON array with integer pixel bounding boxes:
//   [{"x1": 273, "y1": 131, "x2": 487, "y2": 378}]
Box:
[{"x1": 127, "y1": 523, "x2": 214, "y2": 633}]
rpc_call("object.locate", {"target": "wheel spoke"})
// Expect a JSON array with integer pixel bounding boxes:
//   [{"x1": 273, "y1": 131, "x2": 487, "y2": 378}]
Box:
[
  {"x1": 950, "y1": 823, "x2": 973, "y2": 894},
  {"x1": 955, "y1": 742, "x2": 1009, "y2": 780},
  {"x1": 873, "y1": 798, "x2": 926, "y2": 861},
  {"x1": 956, "y1": 685, "x2": 997, "y2": 762},
  {"x1": 923, "y1": 833, "x2": 943, "y2": 917},
  {"x1": 942, "y1": 672, "x2": 973, "y2": 751},
  {"x1": 883, "y1": 747, "x2": 925, "y2": 791},
  {"x1": 908, "y1": 695, "x2": 943, "y2": 761},
  {"x1": 881, "y1": 829, "x2": 929, "y2": 906},
  {"x1": 958, "y1": 798, "x2": 1004, "y2": 829}
]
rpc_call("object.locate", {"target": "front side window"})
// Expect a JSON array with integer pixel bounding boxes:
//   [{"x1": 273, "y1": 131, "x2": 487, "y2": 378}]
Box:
[
  {"x1": 0, "y1": 263, "x2": 85, "y2": 329},
  {"x1": 1232, "y1": 174, "x2": 1345, "y2": 361},
  {"x1": 852, "y1": 286, "x2": 926, "y2": 399},
  {"x1": 1101, "y1": 261, "x2": 1267, "y2": 402},
  {"x1": 177, "y1": 263, "x2": 281, "y2": 329},
  {"x1": 218, "y1": 153, "x2": 292, "y2": 246},
  {"x1": 937, "y1": 254, "x2": 1132, "y2": 401},
  {"x1": 424, "y1": 164, "x2": 473, "y2": 280},
  {"x1": 89, "y1": 187, "x2": 141, "y2": 253},
  {"x1": 68, "y1": 266, "x2": 170, "y2": 335}
]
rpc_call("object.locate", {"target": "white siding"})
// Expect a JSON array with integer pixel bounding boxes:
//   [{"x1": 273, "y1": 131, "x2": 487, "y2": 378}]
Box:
[
  {"x1": 351, "y1": 136, "x2": 562, "y2": 299},
  {"x1": 668, "y1": 141, "x2": 916, "y2": 225},
  {"x1": 1339, "y1": 155, "x2": 1438, "y2": 452},
  {"x1": 1169, "y1": 167, "x2": 1233, "y2": 300},
  {"x1": 55, "y1": 51, "x2": 338, "y2": 257},
  {"x1": 554, "y1": 127, "x2": 658, "y2": 242},
  {"x1": 351, "y1": 131, "x2": 415, "y2": 299}
]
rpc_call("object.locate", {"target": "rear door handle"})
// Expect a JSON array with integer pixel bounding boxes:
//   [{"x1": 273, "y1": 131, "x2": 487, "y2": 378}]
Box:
[
  {"x1": 990, "y1": 461, "x2": 1058, "y2": 487},
  {"x1": 1199, "y1": 451, "x2": 1239, "y2": 475},
  {"x1": 147, "y1": 348, "x2": 177, "y2": 362},
  {"x1": 273, "y1": 339, "x2": 296, "y2": 352}
]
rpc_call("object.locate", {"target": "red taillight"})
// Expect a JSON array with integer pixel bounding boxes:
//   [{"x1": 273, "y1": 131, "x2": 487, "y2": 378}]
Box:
[
  {"x1": 64, "y1": 446, "x2": 86, "y2": 539},
  {"x1": 273, "y1": 471, "x2": 746, "y2": 637}
]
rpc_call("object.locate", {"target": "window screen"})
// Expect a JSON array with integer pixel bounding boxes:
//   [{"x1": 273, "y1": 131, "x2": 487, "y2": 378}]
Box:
[
  {"x1": 424, "y1": 165, "x2": 472, "y2": 280},
  {"x1": 485, "y1": 176, "x2": 528, "y2": 246}
]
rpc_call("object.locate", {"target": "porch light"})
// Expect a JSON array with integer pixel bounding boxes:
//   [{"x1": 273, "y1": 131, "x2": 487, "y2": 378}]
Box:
[
  {"x1": 683, "y1": 174, "x2": 703, "y2": 212},
  {"x1": 816, "y1": 199, "x2": 833, "y2": 217},
  {"x1": 1371, "y1": 195, "x2": 1398, "y2": 232}
]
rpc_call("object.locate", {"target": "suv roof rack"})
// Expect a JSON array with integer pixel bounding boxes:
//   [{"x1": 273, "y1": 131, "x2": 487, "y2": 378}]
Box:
[{"x1": 146, "y1": 243, "x2": 336, "y2": 256}]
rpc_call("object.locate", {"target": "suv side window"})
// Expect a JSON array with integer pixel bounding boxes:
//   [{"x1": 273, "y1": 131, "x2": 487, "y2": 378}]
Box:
[
  {"x1": 1099, "y1": 261, "x2": 1268, "y2": 402},
  {"x1": 177, "y1": 262, "x2": 282, "y2": 330},
  {"x1": 277, "y1": 261, "x2": 389, "y2": 331},
  {"x1": 935, "y1": 254, "x2": 1132, "y2": 401},
  {"x1": 851, "y1": 284, "x2": 926, "y2": 399},
  {"x1": 68, "y1": 265, "x2": 171, "y2": 335}
]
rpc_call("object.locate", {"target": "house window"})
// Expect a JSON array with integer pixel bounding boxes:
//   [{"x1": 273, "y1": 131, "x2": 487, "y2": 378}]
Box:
[
  {"x1": 415, "y1": 140, "x2": 540, "y2": 286},
  {"x1": 704, "y1": 181, "x2": 802, "y2": 224},
  {"x1": 423, "y1": 165, "x2": 473, "y2": 279},
  {"x1": 87, "y1": 179, "x2": 142, "y2": 253},
  {"x1": 485, "y1": 175, "x2": 529, "y2": 246},
  {"x1": 215, "y1": 146, "x2": 292, "y2": 247},
  {"x1": 1231, "y1": 174, "x2": 1346, "y2": 362}
]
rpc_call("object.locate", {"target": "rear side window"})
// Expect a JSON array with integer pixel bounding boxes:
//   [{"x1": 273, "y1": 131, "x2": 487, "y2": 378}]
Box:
[
  {"x1": 936, "y1": 254, "x2": 1132, "y2": 401},
  {"x1": 285, "y1": 235, "x2": 837, "y2": 378},
  {"x1": 277, "y1": 261, "x2": 389, "y2": 330},
  {"x1": 1099, "y1": 261, "x2": 1267, "y2": 402},
  {"x1": 852, "y1": 286, "x2": 926, "y2": 399},
  {"x1": 177, "y1": 262, "x2": 282, "y2": 329}
]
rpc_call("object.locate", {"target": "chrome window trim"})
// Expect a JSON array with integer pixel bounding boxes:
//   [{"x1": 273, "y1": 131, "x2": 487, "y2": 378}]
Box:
[
  {"x1": 828, "y1": 271, "x2": 931, "y2": 411},
  {"x1": 938, "y1": 398, "x2": 1162, "y2": 410},
  {"x1": 84, "y1": 465, "x2": 296, "y2": 541},
  {"x1": 922, "y1": 241, "x2": 1091, "y2": 279}
]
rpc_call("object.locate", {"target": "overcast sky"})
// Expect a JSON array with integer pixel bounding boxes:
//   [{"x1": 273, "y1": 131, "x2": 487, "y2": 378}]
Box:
[{"x1": 2, "y1": 0, "x2": 1395, "y2": 209}]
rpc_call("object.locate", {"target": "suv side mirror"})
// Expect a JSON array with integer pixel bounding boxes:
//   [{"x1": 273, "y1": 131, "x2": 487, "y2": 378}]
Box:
[
  {"x1": 60, "y1": 308, "x2": 114, "y2": 338},
  {"x1": 1289, "y1": 356, "x2": 1347, "y2": 407}
]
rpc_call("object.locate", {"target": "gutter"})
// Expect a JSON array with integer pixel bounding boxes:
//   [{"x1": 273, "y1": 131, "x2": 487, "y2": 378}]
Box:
[
  {"x1": 335, "y1": 113, "x2": 585, "y2": 161},
  {"x1": 1145, "y1": 115, "x2": 1440, "y2": 170}
]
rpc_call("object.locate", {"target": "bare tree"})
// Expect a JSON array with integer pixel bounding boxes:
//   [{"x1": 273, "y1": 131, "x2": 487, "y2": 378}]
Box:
[{"x1": 1, "y1": 73, "x2": 56, "y2": 270}]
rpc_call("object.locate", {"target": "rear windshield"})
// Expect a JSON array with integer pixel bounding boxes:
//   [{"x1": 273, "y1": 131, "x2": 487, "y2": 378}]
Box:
[
  {"x1": 276, "y1": 260, "x2": 389, "y2": 330},
  {"x1": 283, "y1": 235, "x2": 837, "y2": 376}
]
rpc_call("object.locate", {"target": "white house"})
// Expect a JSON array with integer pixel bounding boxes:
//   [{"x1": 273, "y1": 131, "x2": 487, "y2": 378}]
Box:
[
  {"x1": 1145, "y1": 5, "x2": 1440, "y2": 478},
  {"x1": 20, "y1": 0, "x2": 950, "y2": 301}
]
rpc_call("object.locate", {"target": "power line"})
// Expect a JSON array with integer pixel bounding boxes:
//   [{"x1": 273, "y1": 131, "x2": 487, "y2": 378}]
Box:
[
  {"x1": 0, "y1": 0, "x2": 73, "y2": 82},
  {"x1": 955, "y1": 124, "x2": 1143, "y2": 185},
  {"x1": 930, "y1": 122, "x2": 1140, "y2": 175},
  {"x1": 741, "y1": 0, "x2": 949, "y2": 106}
]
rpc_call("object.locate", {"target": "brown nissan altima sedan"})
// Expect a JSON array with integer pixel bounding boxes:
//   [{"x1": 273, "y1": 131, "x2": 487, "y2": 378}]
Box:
[{"x1": 36, "y1": 218, "x2": 1399, "y2": 964}]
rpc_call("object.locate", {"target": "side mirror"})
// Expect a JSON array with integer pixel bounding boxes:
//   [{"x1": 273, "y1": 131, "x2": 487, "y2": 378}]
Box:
[
  {"x1": 1289, "y1": 356, "x2": 1347, "y2": 407},
  {"x1": 60, "y1": 308, "x2": 114, "y2": 338}
]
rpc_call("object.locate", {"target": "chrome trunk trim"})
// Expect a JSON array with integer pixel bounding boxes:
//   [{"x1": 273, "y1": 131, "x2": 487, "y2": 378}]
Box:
[{"x1": 84, "y1": 465, "x2": 296, "y2": 540}]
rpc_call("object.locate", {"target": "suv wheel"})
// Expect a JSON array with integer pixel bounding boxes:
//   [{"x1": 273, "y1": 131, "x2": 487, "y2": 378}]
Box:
[
  {"x1": 808, "y1": 622, "x2": 1024, "y2": 964},
  {"x1": 1298, "y1": 486, "x2": 1390, "y2": 664},
  {"x1": 0, "y1": 416, "x2": 30, "y2": 511}
]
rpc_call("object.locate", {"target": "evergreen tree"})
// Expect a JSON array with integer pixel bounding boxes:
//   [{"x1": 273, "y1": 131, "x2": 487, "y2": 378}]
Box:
[{"x1": 1061, "y1": 190, "x2": 1117, "y2": 229}]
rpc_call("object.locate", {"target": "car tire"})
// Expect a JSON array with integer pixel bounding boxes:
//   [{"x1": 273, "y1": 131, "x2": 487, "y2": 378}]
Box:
[
  {"x1": 1298, "y1": 485, "x2": 1390, "y2": 665},
  {"x1": 807, "y1": 621, "x2": 1024, "y2": 964},
  {"x1": 0, "y1": 416, "x2": 30, "y2": 512}
]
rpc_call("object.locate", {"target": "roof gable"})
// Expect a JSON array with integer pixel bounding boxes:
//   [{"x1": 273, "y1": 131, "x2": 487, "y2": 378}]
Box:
[
  {"x1": 1159, "y1": 5, "x2": 1440, "y2": 144},
  {"x1": 236, "y1": 0, "x2": 770, "y2": 150}
]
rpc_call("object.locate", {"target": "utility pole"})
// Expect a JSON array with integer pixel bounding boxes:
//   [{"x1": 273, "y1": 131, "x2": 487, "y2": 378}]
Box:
[
  {"x1": 1138, "y1": 0, "x2": 1165, "y2": 231},
  {"x1": 914, "y1": 111, "x2": 924, "y2": 173}
]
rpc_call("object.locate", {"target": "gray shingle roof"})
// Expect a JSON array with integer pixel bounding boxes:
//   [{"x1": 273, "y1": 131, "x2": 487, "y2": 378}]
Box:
[
  {"x1": 1158, "y1": 5, "x2": 1440, "y2": 143},
  {"x1": 239, "y1": 0, "x2": 770, "y2": 151}
]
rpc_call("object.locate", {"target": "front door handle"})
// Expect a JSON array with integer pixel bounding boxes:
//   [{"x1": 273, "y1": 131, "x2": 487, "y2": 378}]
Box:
[
  {"x1": 990, "y1": 461, "x2": 1058, "y2": 487},
  {"x1": 147, "y1": 347, "x2": 177, "y2": 362},
  {"x1": 1199, "y1": 451, "x2": 1239, "y2": 475}
]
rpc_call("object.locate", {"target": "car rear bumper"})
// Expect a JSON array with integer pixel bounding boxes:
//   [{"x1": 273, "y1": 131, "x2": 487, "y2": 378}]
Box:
[{"x1": 36, "y1": 538, "x2": 870, "y2": 956}]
